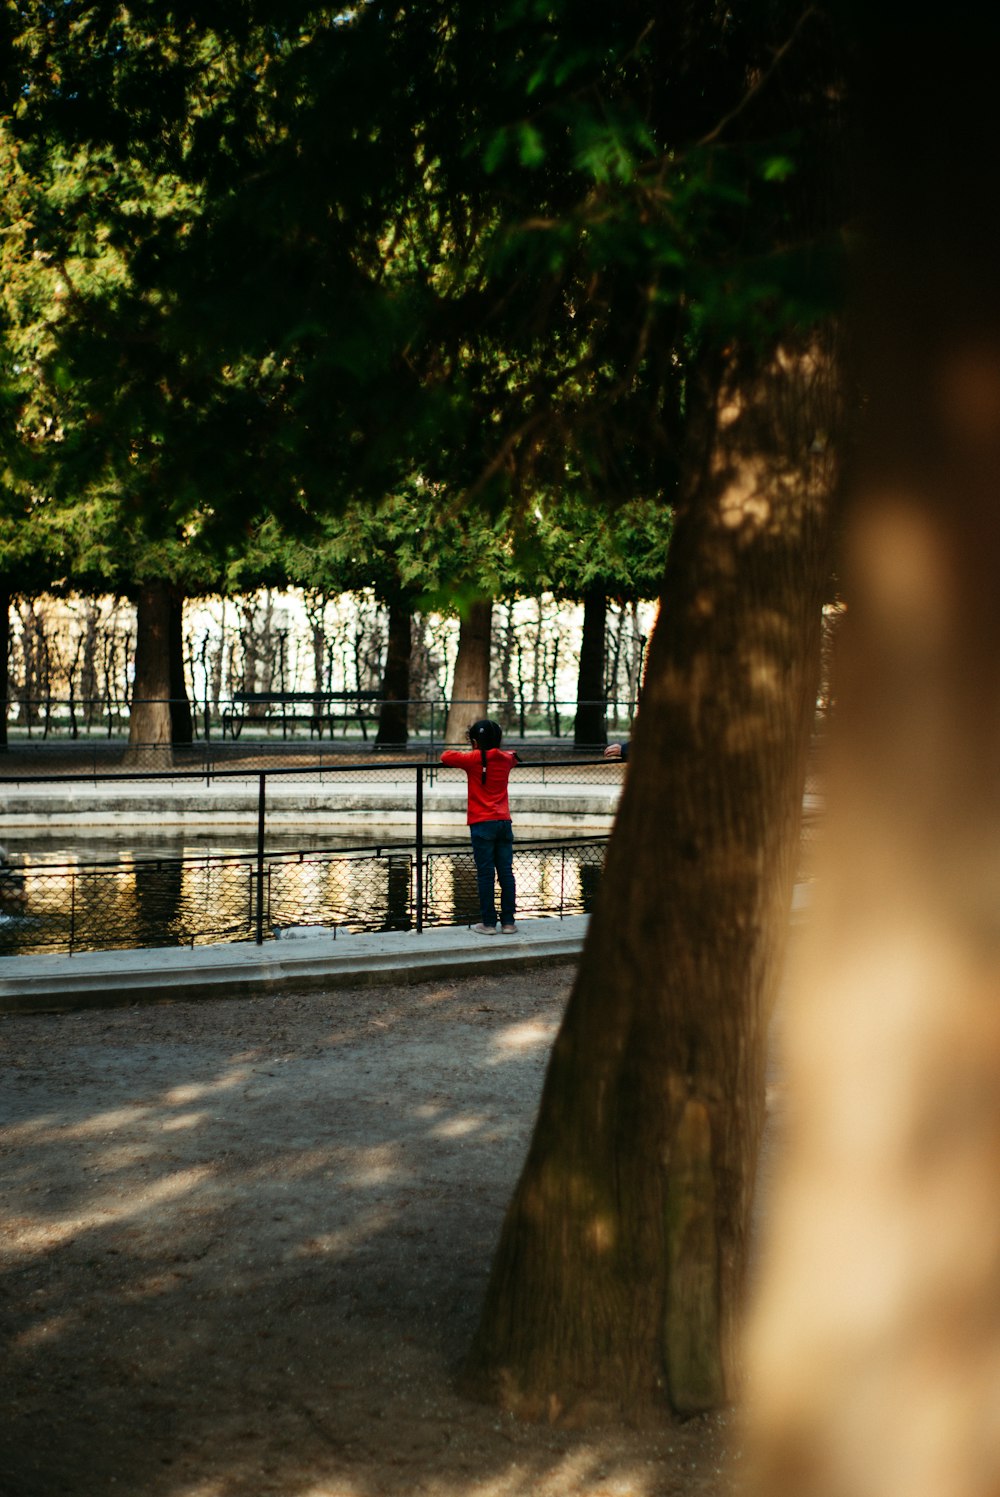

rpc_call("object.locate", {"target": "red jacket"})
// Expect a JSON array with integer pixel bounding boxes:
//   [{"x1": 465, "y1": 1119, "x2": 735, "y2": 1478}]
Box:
[{"x1": 440, "y1": 747, "x2": 518, "y2": 824}]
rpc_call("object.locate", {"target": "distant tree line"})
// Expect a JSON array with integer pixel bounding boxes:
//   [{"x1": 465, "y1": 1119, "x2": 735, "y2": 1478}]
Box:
[{"x1": 6, "y1": 587, "x2": 652, "y2": 741}]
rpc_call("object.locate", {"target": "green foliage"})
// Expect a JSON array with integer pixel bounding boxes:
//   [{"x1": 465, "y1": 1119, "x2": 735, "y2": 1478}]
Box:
[
  {"x1": 522, "y1": 495, "x2": 672, "y2": 603},
  {"x1": 0, "y1": 0, "x2": 844, "y2": 608}
]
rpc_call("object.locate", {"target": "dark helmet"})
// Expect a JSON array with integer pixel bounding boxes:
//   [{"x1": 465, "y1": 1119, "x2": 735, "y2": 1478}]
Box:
[{"x1": 467, "y1": 718, "x2": 503, "y2": 783}]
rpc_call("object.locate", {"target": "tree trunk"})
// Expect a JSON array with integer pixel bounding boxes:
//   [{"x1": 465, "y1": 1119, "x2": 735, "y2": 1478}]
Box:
[
  {"x1": 375, "y1": 592, "x2": 412, "y2": 747},
  {"x1": 497, "y1": 601, "x2": 517, "y2": 729},
  {"x1": 17, "y1": 601, "x2": 41, "y2": 729},
  {"x1": 168, "y1": 591, "x2": 193, "y2": 745},
  {"x1": 573, "y1": 583, "x2": 608, "y2": 749},
  {"x1": 0, "y1": 588, "x2": 8, "y2": 750},
  {"x1": 444, "y1": 598, "x2": 492, "y2": 746},
  {"x1": 466, "y1": 343, "x2": 837, "y2": 1419},
  {"x1": 745, "y1": 13, "x2": 1000, "y2": 1495},
  {"x1": 127, "y1": 582, "x2": 173, "y2": 764}
]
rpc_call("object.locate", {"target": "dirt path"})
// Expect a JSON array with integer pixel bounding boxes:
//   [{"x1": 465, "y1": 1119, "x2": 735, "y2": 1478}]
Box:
[{"x1": 1, "y1": 968, "x2": 733, "y2": 1497}]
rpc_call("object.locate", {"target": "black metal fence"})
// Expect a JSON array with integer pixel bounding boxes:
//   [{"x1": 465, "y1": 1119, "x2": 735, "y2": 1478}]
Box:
[
  {"x1": 0, "y1": 757, "x2": 620, "y2": 956},
  {"x1": 0, "y1": 838, "x2": 609, "y2": 957},
  {"x1": 1, "y1": 693, "x2": 640, "y2": 750},
  {"x1": 0, "y1": 748, "x2": 626, "y2": 785}
]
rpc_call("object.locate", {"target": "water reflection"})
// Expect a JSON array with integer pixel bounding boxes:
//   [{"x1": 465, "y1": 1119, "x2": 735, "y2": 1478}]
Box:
[
  {"x1": 1, "y1": 828, "x2": 431, "y2": 864},
  {"x1": 0, "y1": 840, "x2": 607, "y2": 957},
  {"x1": 134, "y1": 859, "x2": 184, "y2": 947},
  {"x1": 385, "y1": 856, "x2": 412, "y2": 932},
  {"x1": 578, "y1": 859, "x2": 603, "y2": 912}
]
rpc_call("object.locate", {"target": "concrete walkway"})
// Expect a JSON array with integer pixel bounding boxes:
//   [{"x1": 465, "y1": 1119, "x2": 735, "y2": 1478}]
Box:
[{"x1": 0, "y1": 914, "x2": 589, "y2": 1014}]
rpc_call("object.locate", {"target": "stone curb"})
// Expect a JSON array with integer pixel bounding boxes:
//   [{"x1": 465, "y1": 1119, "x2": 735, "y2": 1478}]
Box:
[
  {"x1": 0, "y1": 919, "x2": 589, "y2": 1015},
  {"x1": 0, "y1": 784, "x2": 620, "y2": 830}
]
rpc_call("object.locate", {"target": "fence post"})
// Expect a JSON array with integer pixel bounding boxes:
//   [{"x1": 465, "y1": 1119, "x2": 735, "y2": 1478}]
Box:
[
  {"x1": 415, "y1": 764, "x2": 424, "y2": 934},
  {"x1": 255, "y1": 772, "x2": 266, "y2": 945}
]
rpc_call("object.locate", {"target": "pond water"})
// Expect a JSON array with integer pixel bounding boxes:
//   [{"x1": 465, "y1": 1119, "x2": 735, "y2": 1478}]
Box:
[{"x1": 1, "y1": 827, "x2": 455, "y2": 865}]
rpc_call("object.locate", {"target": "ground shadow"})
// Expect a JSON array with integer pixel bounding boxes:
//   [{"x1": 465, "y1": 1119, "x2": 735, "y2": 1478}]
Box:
[{"x1": 0, "y1": 971, "x2": 731, "y2": 1497}]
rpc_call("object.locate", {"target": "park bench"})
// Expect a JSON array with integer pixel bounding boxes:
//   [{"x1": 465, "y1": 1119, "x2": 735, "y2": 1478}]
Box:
[{"x1": 221, "y1": 690, "x2": 382, "y2": 740}]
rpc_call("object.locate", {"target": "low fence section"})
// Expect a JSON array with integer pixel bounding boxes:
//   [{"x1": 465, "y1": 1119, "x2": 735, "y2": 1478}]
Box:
[
  {"x1": 2, "y1": 695, "x2": 640, "y2": 750},
  {"x1": 0, "y1": 838, "x2": 609, "y2": 958}
]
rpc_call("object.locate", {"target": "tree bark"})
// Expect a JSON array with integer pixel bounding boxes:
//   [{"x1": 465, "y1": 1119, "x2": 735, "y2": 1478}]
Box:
[
  {"x1": 573, "y1": 583, "x2": 608, "y2": 749},
  {"x1": 375, "y1": 591, "x2": 412, "y2": 747},
  {"x1": 126, "y1": 581, "x2": 174, "y2": 763},
  {"x1": 168, "y1": 590, "x2": 193, "y2": 745},
  {"x1": 466, "y1": 343, "x2": 837, "y2": 1419},
  {"x1": 444, "y1": 598, "x2": 493, "y2": 746}
]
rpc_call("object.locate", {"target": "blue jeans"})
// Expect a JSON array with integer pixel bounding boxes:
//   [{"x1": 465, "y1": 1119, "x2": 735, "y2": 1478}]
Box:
[{"x1": 469, "y1": 819, "x2": 515, "y2": 927}]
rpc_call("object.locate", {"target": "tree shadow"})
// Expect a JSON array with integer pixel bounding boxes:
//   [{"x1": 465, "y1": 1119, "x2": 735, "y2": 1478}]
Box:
[{"x1": 0, "y1": 976, "x2": 732, "y2": 1497}]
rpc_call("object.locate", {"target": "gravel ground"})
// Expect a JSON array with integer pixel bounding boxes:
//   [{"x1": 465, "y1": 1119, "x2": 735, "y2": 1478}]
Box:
[{"x1": 0, "y1": 967, "x2": 733, "y2": 1497}]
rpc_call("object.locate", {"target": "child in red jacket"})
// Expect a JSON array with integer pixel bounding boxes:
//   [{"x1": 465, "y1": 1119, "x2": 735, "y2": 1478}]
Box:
[{"x1": 441, "y1": 719, "x2": 520, "y2": 934}]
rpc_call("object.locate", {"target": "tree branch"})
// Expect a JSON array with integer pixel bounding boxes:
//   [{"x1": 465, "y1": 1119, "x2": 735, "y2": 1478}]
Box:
[{"x1": 697, "y1": 5, "x2": 821, "y2": 147}]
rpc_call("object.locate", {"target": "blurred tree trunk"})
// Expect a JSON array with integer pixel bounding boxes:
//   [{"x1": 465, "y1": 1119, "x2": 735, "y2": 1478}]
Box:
[
  {"x1": 375, "y1": 591, "x2": 412, "y2": 747},
  {"x1": 745, "y1": 10, "x2": 1000, "y2": 1495},
  {"x1": 444, "y1": 598, "x2": 492, "y2": 746},
  {"x1": 467, "y1": 343, "x2": 837, "y2": 1418},
  {"x1": 573, "y1": 583, "x2": 607, "y2": 749},
  {"x1": 127, "y1": 582, "x2": 173, "y2": 763}
]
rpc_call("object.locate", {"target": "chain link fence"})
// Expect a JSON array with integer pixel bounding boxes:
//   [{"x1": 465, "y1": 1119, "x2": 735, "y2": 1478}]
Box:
[
  {"x1": 422, "y1": 839, "x2": 608, "y2": 929},
  {"x1": 0, "y1": 838, "x2": 609, "y2": 957}
]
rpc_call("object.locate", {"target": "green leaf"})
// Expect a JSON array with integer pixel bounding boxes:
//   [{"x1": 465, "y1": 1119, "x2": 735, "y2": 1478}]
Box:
[
  {"x1": 762, "y1": 155, "x2": 796, "y2": 182},
  {"x1": 517, "y1": 123, "x2": 546, "y2": 169},
  {"x1": 483, "y1": 129, "x2": 509, "y2": 174}
]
